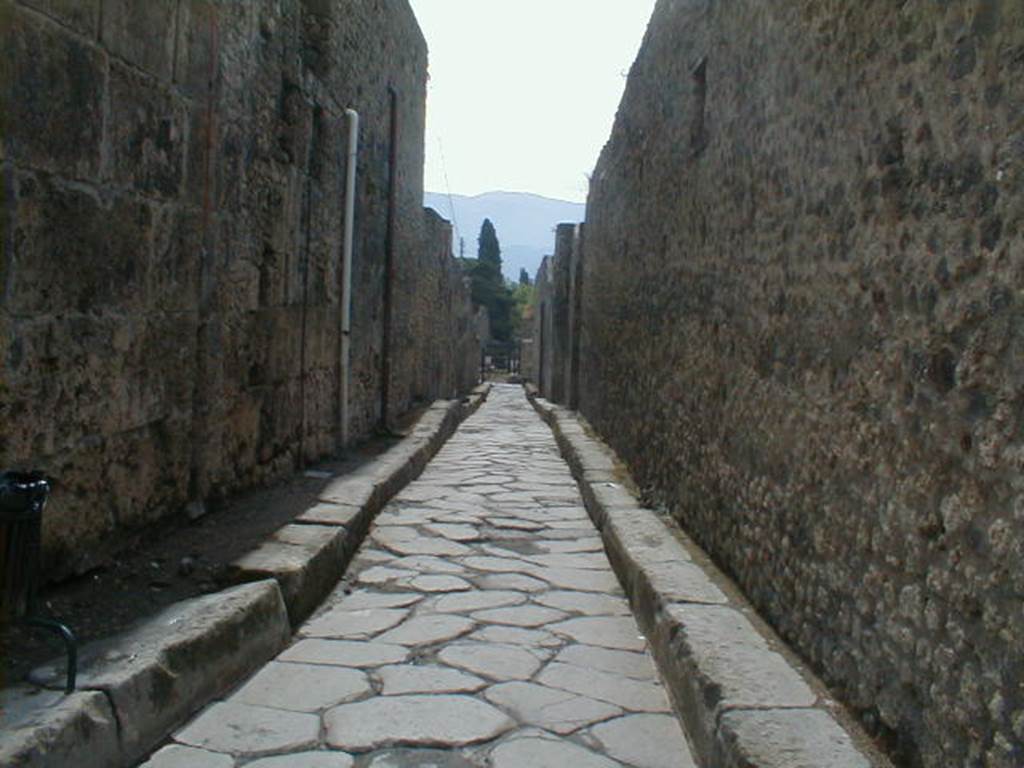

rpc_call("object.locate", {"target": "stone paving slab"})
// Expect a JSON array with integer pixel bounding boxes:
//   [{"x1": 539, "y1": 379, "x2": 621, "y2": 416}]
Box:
[
  {"x1": 136, "y1": 385, "x2": 694, "y2": 768},
  {"x1": 489, "y1": 735, "x2": 621, "y2": 768},
  {"x1": 280, "y1": 638, "x2": 409, "y2": 668},
  {"x1": 247, "y1": 753, "x2": 354, "y2": 768},
  {"x1": 324, "y1": 694, "x2": 515, "y2": 751},
  {"x1": 140, "y1": 744, "x2": 236, "y2": 768},
  {"x1": 301, "y1": 606, "x2": 410, "y2": 638},
  {"x1": 592, "y1": 713, "x2": 697, "y2": 768},
  {"x1": 376, "y1": 663, "x2": 486, "y2": 695},
  {"x1": 484, "y1": 680, "x2": 622, "y2": 734},
  {"x1": 232, "y1": 661, "x2": 370, "y2": 711},
  {"x1": 174, "y1": 702, "x2": 320, "y2": 756}
]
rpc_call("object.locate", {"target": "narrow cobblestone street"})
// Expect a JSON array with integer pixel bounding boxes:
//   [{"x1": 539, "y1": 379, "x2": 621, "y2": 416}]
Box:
[{"x1": 141, "y1": 385, "x2": 695, "y2": 767}]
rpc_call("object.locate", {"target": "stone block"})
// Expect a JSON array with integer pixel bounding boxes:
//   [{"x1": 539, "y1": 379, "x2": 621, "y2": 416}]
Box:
[
  {"x1": 372, "y1": 446, "x2": 421, "y2": 501},
  {"x1": 565, "y1": 426, "x2": 617, "y2": 474},
  {"x1": 0, "y1": 689, "x2": 120, "y2": 768},
  {"x1": 174, "y1": 0, "x2": 218, "y2": 98},
  {"x1": 715, "y1": 708, "x2": 872, "y2": 768},
  {"x1": 484, "y1": 681, "x2": 621, "y2": 735},
  {"x1": 650, "y1": 603, "x2": 817, "y2": 764},
  {"x1": 231, "y1": 661, "x2": 370, "y2": 713},
  {"x1": 634, "y1": 557, "x2": 728, "y2": 607},
  {"x1": 247, "y1": 754, "x2": 353, "y2": 768},
  {"x1": 261, "y1": 307, "x2": 305, "y2": 383},
  {"x1": 581, "y1": 467, "x2": 618, "y2": 484},
  {"x1": 183, "y1": 102, "x2": 214, "y2": 208},
  {"x1": 296, "y1": 502, "x2": 364, "y2": 528},
  {"x1": 319, "y1": 475, "x2": 377, "y2": 510},
  {"x1": 108, "y1": 62, "x2": 187, "y2": 198},
  {"x1": 5, "y1": 311, "x2": 194, "y2": 455},
  {"x1": 31, "y1": 453, "x2": 117, "y2": 579},
  {"x1": 9, "y1": 173, "x2": 152, "y2": 314},
  {"x1": 140, "y1": 744, "x2": 234, "y2": 768},
  {"x1": 229, "y1": 524, "x2": 349, "y2": 624},
  {"x1": 28, "y1": 581, "x2": 289, "y2": 764},
  {"x1": 101, "y1": 416, "x2": 193, "y2": 530},
  {"x1": 580, "y1": 480, "x2": 636, "y2": 529},
  {"x1": 150, "y1": 206, "x2": 203, "y2": 313},
  {"x1": 551, "y1": 434, "x2": 583, "y2": 477},
  {"x1": 590, "y1": 713, "x2": 696, "y2": 768},
  {"x1": 100, "y1": 0, "x2": 178, "y2": 81},
  {"x1": 280, "y1": 638, "x2": 409, "y2": 668},
  {"x1": 324, "y1": 695, "x2": 514, "y2": 751},
  {"x1": 603, "y1": 508, "x2": 691, "y2": 564},
  {"x1": 2, "y1": 7, "x2": 105, "y2": 178},
  {"x1": 600, "y1": 509, "x2": 729, "y2": 639},
  {"x1": 175, "y1": 701, "x2": 319, "y2": 756},
  {"x1": 18, "y1": 0, "x2": 100, "y2": 36},
  {"x1": 489, "y1": 737, "x2": 618, "y2": 768}
]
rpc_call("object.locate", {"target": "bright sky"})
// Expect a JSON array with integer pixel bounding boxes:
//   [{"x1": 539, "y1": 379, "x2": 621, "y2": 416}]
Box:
[{"x1": 408, "y1": 0, "x2": 657, "y2": 203}]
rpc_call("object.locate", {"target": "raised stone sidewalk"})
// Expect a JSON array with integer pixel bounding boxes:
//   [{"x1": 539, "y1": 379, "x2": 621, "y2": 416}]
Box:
[{"x1": 140, "y1": 384, "x2": 695, "y2": 767}]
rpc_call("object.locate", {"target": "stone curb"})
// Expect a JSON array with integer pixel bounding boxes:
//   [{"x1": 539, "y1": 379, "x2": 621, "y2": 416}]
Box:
[
  {"x1": 2, "y1": 385, "x2": 490, "y2": 768},
  {"x1": 228, "y1": 384, "x2": 490, "y2": 626},
  {"x1": 4, "y1": 580, "x2": 291, "y2": 768},
  {"x1": 526, "y1": 389, "x2": 882, "y2": 768}
]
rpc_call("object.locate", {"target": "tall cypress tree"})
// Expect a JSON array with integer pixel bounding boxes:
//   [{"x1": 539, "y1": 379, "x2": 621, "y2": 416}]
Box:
[
  {"x1": 464, "y1": 219, "x2": 514, "y2": 341},
  {"x1": 478, "y1": 218, "x2": 502, "y2": 276}
]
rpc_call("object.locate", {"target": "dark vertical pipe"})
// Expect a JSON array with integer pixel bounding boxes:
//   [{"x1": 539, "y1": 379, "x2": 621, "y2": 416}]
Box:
[
  {"x1": 379, "y1": 86, "x2": 399, "y2": 431},
  {"x1": 188, "y1": 9, "x2": 219, "y2": 508},
  {"x1": 298, "y1": 172, "x2": 314, "y2": 468}
]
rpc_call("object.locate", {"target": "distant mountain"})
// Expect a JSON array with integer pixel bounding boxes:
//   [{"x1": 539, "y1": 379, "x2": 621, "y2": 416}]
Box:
[{"x1": 423, "y1": 191, "x2": 585, "y2": 283}]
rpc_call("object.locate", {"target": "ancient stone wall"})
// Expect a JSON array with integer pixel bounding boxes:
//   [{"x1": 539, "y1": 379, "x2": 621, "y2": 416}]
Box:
[
  {"x1": 565, "y1": 223, "x2": 584, "y2": 410},
  {"x1": 389, "y1": 208, "x2": 481, "y2": 416},
  {"x1": 532, "y1": 257, "x2": 553, "y2": 396},
  {"x1": 581, "y1": 1, "x2": 1024, "y2": 766},
  {"x1": 518, "y1": 337, "x2": 535, "y2": 382},
  {"x1": 531, "y1": 225, "x2": 582, "y2": 405},
  {"x1": 0, "y1": 0, "x2": 476, "y2": 580}
]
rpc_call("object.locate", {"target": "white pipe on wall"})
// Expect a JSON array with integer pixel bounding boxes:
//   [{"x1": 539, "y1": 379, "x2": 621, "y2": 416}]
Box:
[{"x1": 340, "y1": 108, "x2": 359, "y2": 450}]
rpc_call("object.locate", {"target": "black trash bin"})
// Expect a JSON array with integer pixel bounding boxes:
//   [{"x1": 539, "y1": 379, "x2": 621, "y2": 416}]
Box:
[{"x1": 0, "y1": 471, "x2": 77, "y2": 692}]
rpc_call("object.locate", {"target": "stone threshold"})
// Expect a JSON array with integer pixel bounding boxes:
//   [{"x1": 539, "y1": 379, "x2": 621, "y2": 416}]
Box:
[
  {"x1": 526, "y1": 385, "x2": 892, "y2": 768},
  {"x1": 0, "y1": 385, "x2": 491, "y2": 768}
]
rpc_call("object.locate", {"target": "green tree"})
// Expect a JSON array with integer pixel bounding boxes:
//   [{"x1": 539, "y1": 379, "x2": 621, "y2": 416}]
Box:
[
  {"x1": 478, "y1": 219, "x2": 502, "y2": 274},
  {"x1": 518, "y1": 268, "x2": 531, "y2": 286},
  {"x1": 461, "y1": 219, "x2": 515, "y2": 341},
  {"x1": 510, "y1": 279, "x2": 535, "y2": 339}
]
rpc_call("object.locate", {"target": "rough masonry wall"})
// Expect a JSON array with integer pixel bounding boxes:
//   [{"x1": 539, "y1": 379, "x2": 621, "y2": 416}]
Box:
[
  {"x1": 389, "y1": 208, "x2": 480, "y2": 415},
  {"x1": 0, "y1": 0, "x2": 476, "y2": 580},
  {"x1": 532, "y1": 225, "x2": 580, "y2": 405},
  {"x1": 582, "y1": 2, "x2": 1024, "y2": 766},
  {"x1": 532, "y1": 257, "x2": 553, "y2": 397}
]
